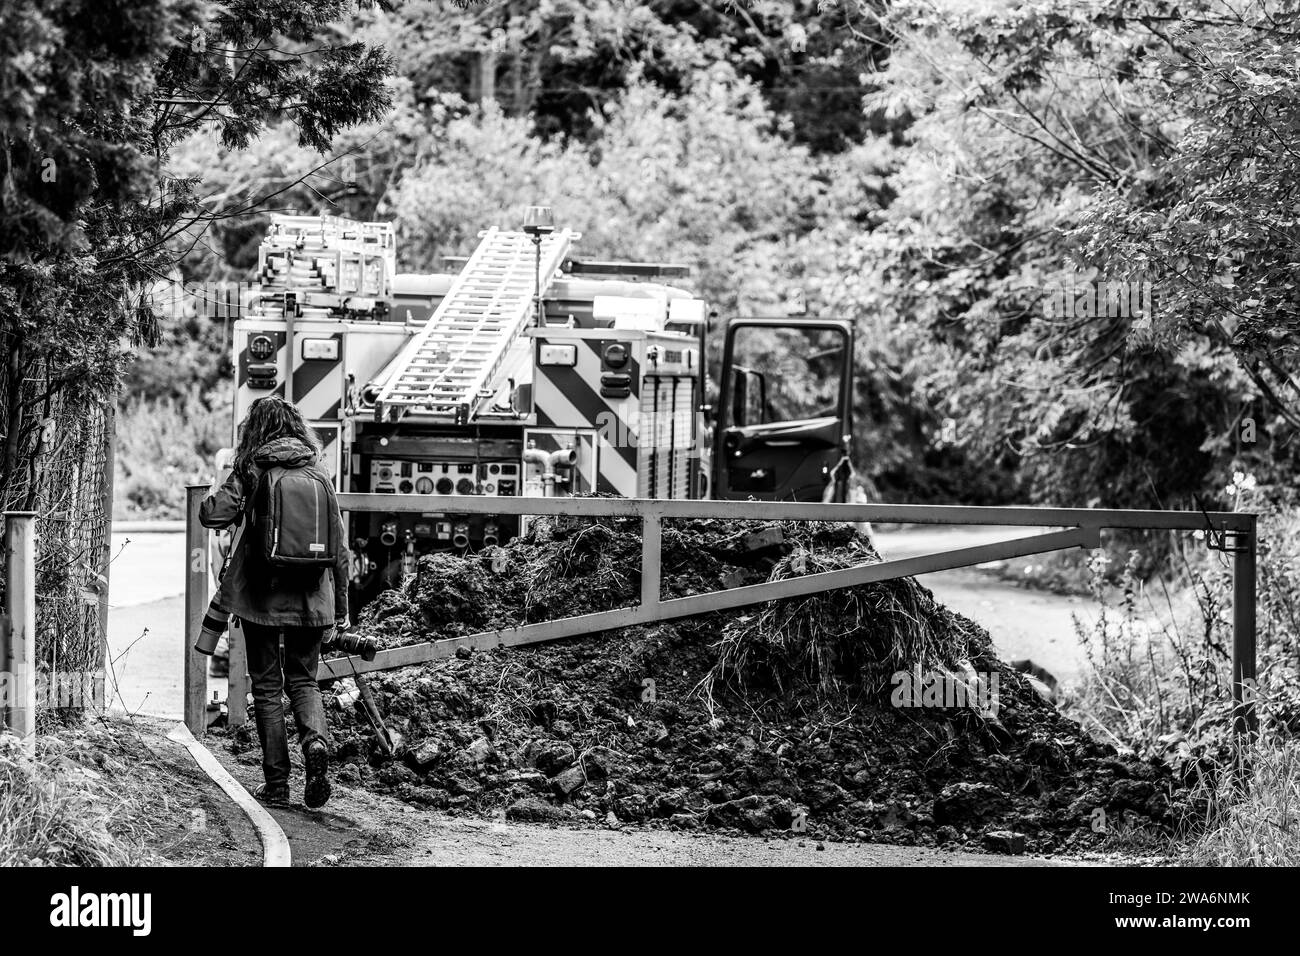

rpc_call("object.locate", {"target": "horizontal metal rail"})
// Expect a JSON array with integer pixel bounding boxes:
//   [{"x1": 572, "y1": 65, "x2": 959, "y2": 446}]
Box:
[
  {"x1": 316, "y1": 525, "x2": 1100, "y2": 679},
  {"x1": 188, "y1": 491, "x2": 1256, "y2": 736},
  {"x1": 336, "y1": 493, "x2": 1253, "y2": 532}
]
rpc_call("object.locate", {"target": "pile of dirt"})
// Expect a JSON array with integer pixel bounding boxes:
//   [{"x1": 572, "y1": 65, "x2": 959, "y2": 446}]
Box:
[{"x1": 300, "y1": 515, "x2": 1186, "y2": 853}]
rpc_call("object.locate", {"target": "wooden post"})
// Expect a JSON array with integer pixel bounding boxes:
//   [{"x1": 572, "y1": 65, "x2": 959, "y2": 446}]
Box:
[
  {"x1": 1232, "y1": 516, "x2": 1258, "y2": 736},
  {"x1": 184, "y1": 486, "x2": 210, "y2": 735},
  {"x1": 228, "y1": 618, "x2": 248, "y2": 728},
  {"x1": 3, "y1": 511, "x2": 37, "y2": 755}
]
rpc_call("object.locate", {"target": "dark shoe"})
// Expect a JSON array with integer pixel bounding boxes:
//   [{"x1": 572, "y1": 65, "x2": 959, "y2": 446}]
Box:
[
  {"x1": 254, "y1": 782, "x2": 290, "y2": 806},
  {"x1": 304, "y1": 741, "x2": 331, "y2": 809}
]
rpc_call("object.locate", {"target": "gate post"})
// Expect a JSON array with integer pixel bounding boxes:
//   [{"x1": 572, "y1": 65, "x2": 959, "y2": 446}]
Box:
[
  {"x1": 1232, "y1": 515, "x2": 1258, "y2": 736},
  {"x1": 184, "y1": 486, "x2": 210, "y2": 734},
  {"x1": 2, "y1": 511, "x2": 37, "y2": 755},
  {"x1": 228, "y1": 619, "x2": 248, "y2": 728},
  {"x1": 641, "y1": 513, "x2": 661, "y2": 613}
]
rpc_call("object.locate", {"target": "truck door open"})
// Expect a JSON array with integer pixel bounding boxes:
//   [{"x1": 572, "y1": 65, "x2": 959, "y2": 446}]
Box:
[{"x1": 713, "y1": 319, "x2": 854, "y2": 502}]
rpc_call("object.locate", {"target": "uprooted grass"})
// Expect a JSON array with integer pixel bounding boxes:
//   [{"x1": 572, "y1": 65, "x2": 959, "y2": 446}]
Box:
[{"x1": 702, "y1": 536, "x2": 980, "y2": 703}]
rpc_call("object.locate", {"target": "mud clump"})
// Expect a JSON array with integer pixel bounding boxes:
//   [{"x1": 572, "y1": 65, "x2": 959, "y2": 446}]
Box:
[{"x1": 322, "y1": 513, "x2": 1184, "y2": 854}]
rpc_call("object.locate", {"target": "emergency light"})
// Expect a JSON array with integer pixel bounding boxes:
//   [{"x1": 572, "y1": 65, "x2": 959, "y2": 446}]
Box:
[{"x1": 523, "y1": 205, "x2": 555, "y2": 236}]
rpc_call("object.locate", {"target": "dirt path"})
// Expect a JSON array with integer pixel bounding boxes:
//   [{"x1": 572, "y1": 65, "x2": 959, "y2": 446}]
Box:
[
  {"x1": 208, "y1": 742, "x2": 1075, "y2": 867},
  {"x1": 365, "y1": 816, "x2": 1075, "y2": 867}
]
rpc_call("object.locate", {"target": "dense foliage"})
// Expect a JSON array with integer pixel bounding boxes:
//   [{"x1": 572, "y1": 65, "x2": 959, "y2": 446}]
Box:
[
  {"x1": 142, "y1": 0, "x2": 1300, "y2": 516},
  {"x1": 855, "y1": 0, "x2": 1300, "y2": 508},
  {"x1": 0, "y1": 0, "x2": 393, "y2": 668}
]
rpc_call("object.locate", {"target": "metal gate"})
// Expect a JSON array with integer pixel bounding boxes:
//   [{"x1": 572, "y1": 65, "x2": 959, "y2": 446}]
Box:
[{"x1": 184, "y1": 489, "x2": 1258, "y2": 735}]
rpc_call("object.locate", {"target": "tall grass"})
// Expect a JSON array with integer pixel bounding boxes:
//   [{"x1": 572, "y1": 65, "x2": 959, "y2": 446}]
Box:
[
  {"x1": 1063, "y1": 547, "x2": 1238, "y2": 762},
  {"x1": 1183, "y1": 740, "x2": 1300, "y2": 865},
  {"x1": 1063, "y1": 488, "x2": 1300, "y2": 765},
  {"x1": 1058, "y1": 483, "x2": 1300, "y2": 863},
  {"x1": 0, "y1": 732, "x2": 144, "y2": 866}
]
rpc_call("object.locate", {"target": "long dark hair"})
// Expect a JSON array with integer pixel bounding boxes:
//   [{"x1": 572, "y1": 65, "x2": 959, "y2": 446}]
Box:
[{"x1": 232, "y1": 396, "x2": 320, "y2": 482}]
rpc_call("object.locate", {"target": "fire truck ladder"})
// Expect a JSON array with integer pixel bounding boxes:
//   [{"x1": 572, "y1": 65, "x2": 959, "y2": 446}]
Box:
[{"x1": 372, "y1": 227, "x2": 577, "y2": 423}]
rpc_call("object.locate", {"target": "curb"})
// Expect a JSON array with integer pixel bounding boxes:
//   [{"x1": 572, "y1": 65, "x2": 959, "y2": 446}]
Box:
[
  {"x1": 113, "y1": 520, "x2": 186, "y2": 533},
  {"x1": 167, "y1": 723, "x2": 291, "y2": 867}
]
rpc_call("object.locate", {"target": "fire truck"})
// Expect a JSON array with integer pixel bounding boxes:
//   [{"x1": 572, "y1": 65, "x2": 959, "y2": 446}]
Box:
[{"x1": 219, "y1": 208, "x2": 855, "y2": 605}]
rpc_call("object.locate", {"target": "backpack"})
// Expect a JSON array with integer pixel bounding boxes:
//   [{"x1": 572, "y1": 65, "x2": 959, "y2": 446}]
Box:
[{"x1": 252, "y1": 464, "x2": 339, "y2": 568}]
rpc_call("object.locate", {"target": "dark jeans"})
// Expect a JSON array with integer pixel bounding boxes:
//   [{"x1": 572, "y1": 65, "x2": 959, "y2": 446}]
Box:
[{"x1": 239, "y1": 620, "x2": 328, "y2": 788}]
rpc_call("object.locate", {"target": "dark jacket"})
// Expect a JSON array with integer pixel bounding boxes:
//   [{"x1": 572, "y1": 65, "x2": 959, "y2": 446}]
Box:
[{"x1": 200, "y1": 437, "x2": 348, "y2": 628}]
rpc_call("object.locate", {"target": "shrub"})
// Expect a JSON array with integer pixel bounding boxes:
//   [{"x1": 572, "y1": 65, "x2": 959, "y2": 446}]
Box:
[
  {"x1": 115, "y1": 382, "x2": 233, "y2": 519},
  {"x1": 1062, "y1": 481, "x2": 1300, "y2": 770}
]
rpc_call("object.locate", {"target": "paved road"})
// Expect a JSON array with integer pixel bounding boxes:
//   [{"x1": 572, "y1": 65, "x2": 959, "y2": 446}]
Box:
[
  {"x1": 873, "y1": 525, "x2": 1091, "y2": 682},
  {"x1": 106, "y1": 525, "x2": 1098, "y2": 719},
  {"x1": 105, "y1": 532, "x2": 216, "y2": 718}
]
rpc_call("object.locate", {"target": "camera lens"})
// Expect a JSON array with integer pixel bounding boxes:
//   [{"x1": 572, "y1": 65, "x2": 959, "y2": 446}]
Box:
[{"x1": 331, "y1": 633, "x2": 379, "y2": 662}]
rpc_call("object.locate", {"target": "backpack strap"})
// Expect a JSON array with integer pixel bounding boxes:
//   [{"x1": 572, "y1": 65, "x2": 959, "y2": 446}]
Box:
[{"x1": 216, "y1": 472, "x2": 258, "y2": 583}]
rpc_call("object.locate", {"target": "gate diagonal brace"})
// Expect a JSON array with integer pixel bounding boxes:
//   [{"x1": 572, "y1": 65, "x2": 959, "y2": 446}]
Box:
[{"x1": 317, "y1": 525, "x2": 1101, "y2": 680}]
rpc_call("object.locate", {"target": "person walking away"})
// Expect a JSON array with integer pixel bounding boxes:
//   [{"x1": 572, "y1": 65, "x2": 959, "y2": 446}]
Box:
[{"x1": 200, "y1": 396, "x2": 348, "y2": 808}]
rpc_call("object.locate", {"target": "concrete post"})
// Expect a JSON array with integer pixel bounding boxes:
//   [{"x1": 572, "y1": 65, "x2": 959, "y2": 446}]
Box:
[{"x1": 3, "y1": 512, "x2": 37, "y2": 755}]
